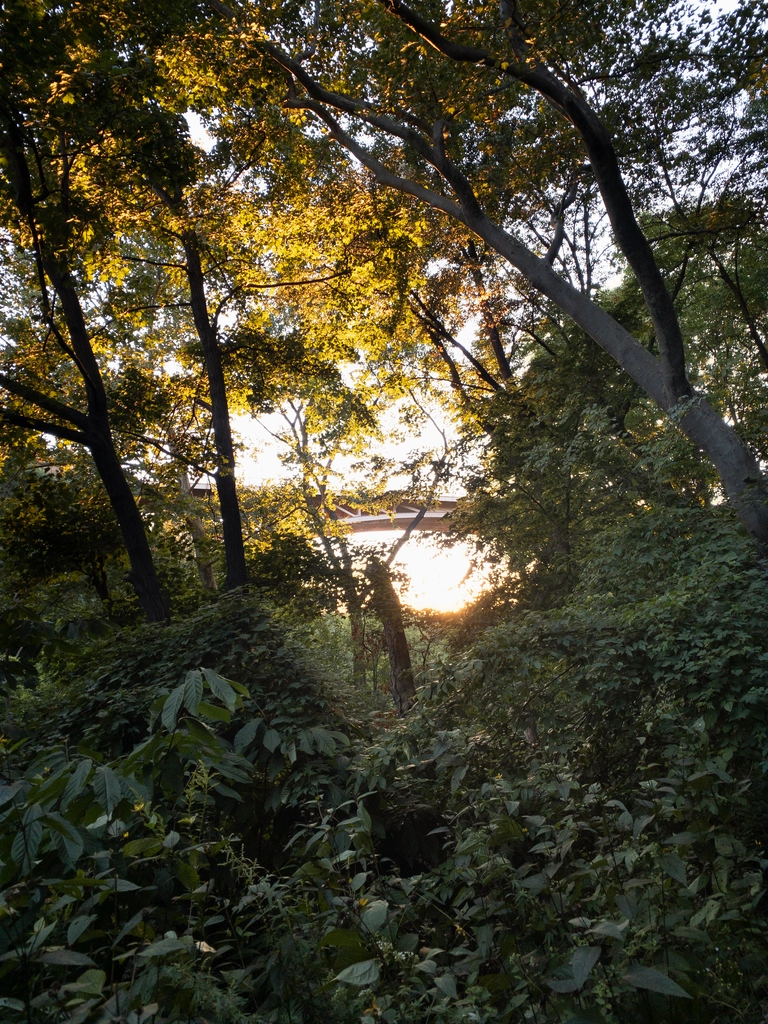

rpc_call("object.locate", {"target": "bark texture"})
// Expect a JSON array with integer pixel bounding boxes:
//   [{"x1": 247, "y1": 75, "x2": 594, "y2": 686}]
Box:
[
  {"x1": 368, "y1": 559, "x2": 416, "y2": 716},
  {"x1": 183, "y1": 233, "x2": 248, "y2": 590}
]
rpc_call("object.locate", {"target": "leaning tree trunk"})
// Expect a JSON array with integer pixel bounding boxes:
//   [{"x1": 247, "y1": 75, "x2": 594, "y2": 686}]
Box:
[
  {"x1": 253, "y1": 14, "x2": 768, "y2": 560},
  {"x1": 368, "y1": 559, "x2": 416, "y2": 716}
]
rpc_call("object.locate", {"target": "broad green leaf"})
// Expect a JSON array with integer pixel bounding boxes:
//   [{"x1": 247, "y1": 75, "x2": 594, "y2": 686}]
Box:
[
  {"x1": 38, "y1": 949, "x2": 95, "y2": 966},
  {"x1": 319, "y1": 928, "x2": 367, "y2": 950},
  {"x1": 12, "y1": 805, "x2": 43, "y2": 872},
  {"x1": 571, "y1": 945, "x2": 602, "y2": 986},
  {"x1": 201, "y1": 668, "x2": 237, "y2": 711},
  {"x1": 183, "y1": 670, "x2": 203, "y2": 714},
  {"x1": 622, "y1": 965, "x2": 692, "y2": 998},
  {"x1": 161, "y1": 684, "x2": 186, "y2": 732},
  {"x1": 197, "y1": 701, "x2": 231, "y2": 724},
  {"x1": 50, "y1": 818, "x2": 84, "y2": 866},
  {"x1": 548, "y1": 946, "x2": 601, "y2": 993},
  {"x1": 234, "y1": 719, "x2": 260, "y2": 752},
  {"x1": 357, "y1": 803, "x2": 372, "y2": 831},
  {"x1": 61, "y1": 760, "x2": 92, "y2": 809},
  {"x1": 67, "y1": 915, "x2": 95, "y2": 947},
  {"x1": 0, "y1": 782, "x2": 22, "y2": 808},
  {"x1": 137, "y1": 937, "x2": 188, "y2": 958},
  {"x1": 61, "y1": 969, "x2": 106, "y2": 997},
  {"x1": 434, "y1": 973, "x2": 458, "y2": 999},
  {"x1": 184, "y1": 717, "x2": 223, "y2": 752},
  {"x1": 263, "y1": 728, "x2": 281, "y2": 752},
  {"x1": 335, "y1": 958, "x2": 380, "y2": 986},
  {"x1": 103, "y1": 878, "x2": 140, "y2": 891},
  {"x1": 123, "y1": 838, "x2": 163, "y2": 857},
  {"x1": 176, "y1": 861, "x2": 200, "y2": 890},
  {"x1": 588, "y1": 921, "x2": 627, "y2": 941},
  {"x1": 92, "y1": 766, "x2": 122, "y2": 815},
  {"x1": 659, "y1": 852, "x2": 687, "y2": 885},
  {"x1": 361, "y1": 900, "x2": 388, "y2": 933}
]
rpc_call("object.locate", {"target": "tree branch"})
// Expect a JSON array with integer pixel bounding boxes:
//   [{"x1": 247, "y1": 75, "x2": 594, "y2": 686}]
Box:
[{"x1": 0, "y1": 373, "x2": 91, "y2": 430}]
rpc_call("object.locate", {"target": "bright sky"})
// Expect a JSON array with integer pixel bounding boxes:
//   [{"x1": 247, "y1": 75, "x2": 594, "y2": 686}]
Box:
[
  {"x1": 232, "y1": 414, "x2": 490, "y2": 612},
  {"x1": 350, "y1": 530, "x2": 488, "y2": 613}
]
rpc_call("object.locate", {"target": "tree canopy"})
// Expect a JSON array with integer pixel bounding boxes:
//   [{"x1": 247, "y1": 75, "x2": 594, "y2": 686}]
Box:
[{"x1": 1, "y1": 0, "x2": 768, "y2": 1020}]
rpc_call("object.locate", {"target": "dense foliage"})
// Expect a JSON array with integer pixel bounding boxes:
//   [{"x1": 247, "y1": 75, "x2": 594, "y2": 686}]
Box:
[{"x1": 2, "y1": 0, "x2": 768, "y2": 1020}]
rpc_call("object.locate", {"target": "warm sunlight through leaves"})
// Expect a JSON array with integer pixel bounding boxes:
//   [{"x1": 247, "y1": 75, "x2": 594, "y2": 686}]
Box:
[{"x1": 351, "y1": 533, "x2": 489, "y2": 612}]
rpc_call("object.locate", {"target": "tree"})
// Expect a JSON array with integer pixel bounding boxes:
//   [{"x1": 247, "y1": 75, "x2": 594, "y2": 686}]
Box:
[{"x1": 204, "y1": 0, "x2": 768, "y2": 556}]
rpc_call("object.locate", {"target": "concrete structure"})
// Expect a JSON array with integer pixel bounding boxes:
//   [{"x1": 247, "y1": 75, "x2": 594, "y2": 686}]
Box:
[{"x1": 325, "y1": 498, "x2": 457, "y2": 534}]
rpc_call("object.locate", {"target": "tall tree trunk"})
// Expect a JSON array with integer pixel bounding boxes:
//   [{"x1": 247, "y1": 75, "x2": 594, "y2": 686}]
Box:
[
  {"x1": 180, "y1": 469, "x2": 218, "y2": 592},
  {"x1": 89, "y1": 434, "x2": 169, "y2": 623},
  {"x1": 183, "y1": 232, "x2": 248, "y2": 590},
  {"x1": 350, "y1": 607, "x2": 367, "y2": 689},
  {"x1": 368, "y1": 559, "x2": 416, "y2": 716},
  {"x1": 0, "y1": 100, "x2": 171, "y2": 621}
]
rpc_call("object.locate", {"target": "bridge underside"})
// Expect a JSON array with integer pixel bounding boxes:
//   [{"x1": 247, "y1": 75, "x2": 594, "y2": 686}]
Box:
[{"x1": 328, "y1": 500, "x2": 457, "y2": 535}]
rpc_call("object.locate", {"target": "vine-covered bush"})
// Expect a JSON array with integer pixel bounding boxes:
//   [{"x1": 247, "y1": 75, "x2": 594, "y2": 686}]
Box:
[{"x1": 1, "y1": 521, "x2": 767, "y2": 1022}]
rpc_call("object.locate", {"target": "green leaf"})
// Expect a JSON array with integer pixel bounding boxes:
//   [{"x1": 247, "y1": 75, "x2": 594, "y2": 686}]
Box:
[
  {"x1": 0, "y1": 782, "x2": 22, "y2": 808},
  {"x1": 67, "y1": 916, "x2": 95, "y2": 947},
  {"x1": 161, "y1": 684, "x2": 186, "y2": 732},
  {"x1": 61, "y1": 969, "x2": 106, "y2": 997},
  {"x1": 123, "y1": 838, "x2": 163, "y2": 857},
  {"x1": 61, "y1": 760, "x2": 92, "y2": 809},
  {"x1": 92, "y1": 766, "x2": 122, "y2": 815},
  {"x1": 361, "y1": 900, "x2": 388, "y2": 933},
  {"x1": 38, "y1": 949, "x2": 95, "y2": 966},
  {"x1": 137, "y1": 937, "x2": 188, "y2": 958},
  {"x1": 588, "y1": 921, "x2": 627, "y2": 941},
  {"x1": 299, "y1": 726, "x2": 338, "y2": 755},
  {"x1": 184, "y1": 717, "x2": 223, "y2": 752},
  {"x1": 434, "y1": 973, "x2": 458, "y2": 1000},
  {"x1": 571, "y1": 946, "x2": 601, "y2": 986},
  {"x1": 176, "y1": 860, "x2": 200, "y2": 890},
  {"x1": 201, "y1": 668, "x2": 237, "y2": 711},
  {"x1": 183, "y1": 670, "x2": 203, "y2": 714},
  {"x1": 197, "y1": 701, "x2": 231, "y2": 724},
  {"x1": 622, "y1": 965, "x2": 692, "y2": 998},
  {"x1": 548, "y1": 946, "x2": 601, "y2": 993},
  {"x1": 659, "y1": 852, "x2": 687, "y2": 885},
  {"x1": 357, "y1": 803, "x2": 372, "y2": 831},
  {"x1": 335, "y1": 958, "x2": 380, "y2": 986},
  {"x1": 103, "y1": 878, "x2": 140, "y2": 892},
  {"x1": 263, "y1": 728, "x2": 281, "y2": 752},
  {"x1": 234, "y1": 719, "x2": 260, "y2": 752},
  {"x1": 12, "y1": 805, "x2": 42, "y2": 872},
  {"x1": 319, "y1": 928, "x2": 367, "y2": 950}
]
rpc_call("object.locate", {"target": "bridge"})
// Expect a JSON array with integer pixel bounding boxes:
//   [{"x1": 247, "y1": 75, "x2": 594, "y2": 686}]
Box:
[
  {"x1": 325, "y1": 498, "x2": 458, "y2": 534},
  {"x1": 188, "y1": 475, "x2": 457, "y2": 534}
]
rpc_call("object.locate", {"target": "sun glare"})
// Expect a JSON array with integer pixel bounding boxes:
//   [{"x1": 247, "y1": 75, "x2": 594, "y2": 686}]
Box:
[{"x1": 351, "y1": 532, "x2": 488, "y2": 613}]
